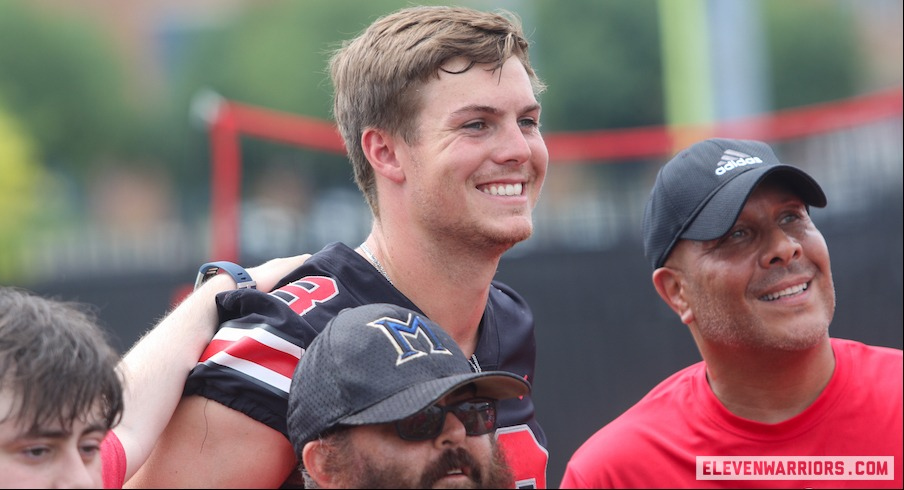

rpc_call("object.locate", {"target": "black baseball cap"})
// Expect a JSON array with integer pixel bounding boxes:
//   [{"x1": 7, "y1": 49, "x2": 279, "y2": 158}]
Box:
[
  {"x1": 642, "y1": 138, "x2": 827, "y2": 270},
  {"x1": 286, "y1": 303, "x2": 530, "y2": 453}
]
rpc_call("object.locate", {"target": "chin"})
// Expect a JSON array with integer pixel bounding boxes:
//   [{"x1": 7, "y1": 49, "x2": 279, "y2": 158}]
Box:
[
  {"x1": 490, "y1": 232, "x2": 532, "y2": 251},
  {"x1": 500, "y1": 218, "x2": 534, "y2": 242},
  {"x1": 763, "y1": 326, "x2": 830, "y2": 352}
]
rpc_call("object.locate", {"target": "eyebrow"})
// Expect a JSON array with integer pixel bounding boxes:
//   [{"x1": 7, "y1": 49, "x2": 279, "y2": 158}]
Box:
[
  {"x1": 450, "y1": 103, "x2": 541, "y2": 118},
  {"x1": 25, "y1": 422, "x2": 108, "y2": 439}
]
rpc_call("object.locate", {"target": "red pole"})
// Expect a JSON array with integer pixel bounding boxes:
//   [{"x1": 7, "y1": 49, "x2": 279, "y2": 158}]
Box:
[{"x1": 209, "y1": 102, "x2": 241, "y2": 262}]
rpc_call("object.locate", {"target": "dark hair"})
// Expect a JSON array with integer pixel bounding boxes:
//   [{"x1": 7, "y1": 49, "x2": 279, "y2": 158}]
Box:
[{"x1": 0, "y1": 287, "x2": 124, "y2": 433}]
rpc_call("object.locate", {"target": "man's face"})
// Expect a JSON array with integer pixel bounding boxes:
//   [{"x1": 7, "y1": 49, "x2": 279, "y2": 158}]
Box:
[
  {"x1": 311, "y1": 393, "x2": 514, "y2": 488},
  {"x1": 663, "y1": 178, "x2": 835, "y2": 352},
  {"x1": 0, "y1": 391, "x2": 106, "y2": 489},
  {"x1": 396, "y1": 55, "x2": 548, "y2": 253}
]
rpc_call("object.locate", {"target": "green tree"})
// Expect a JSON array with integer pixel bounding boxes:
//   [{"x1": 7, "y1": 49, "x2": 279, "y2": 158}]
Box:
[
  {"x1": 0, "y1": 100, "x2": 65, "y2": 282},
  {"x1": 0, "y1": 2, "x2": 136, "y2": 173},
  {"x1": 763, "y1": 0, "x2": 858, "y2": 110},
  {"x1": 162, "y1": 0, "x2": 462, "y2": 189},
  {"x1": 532, "y1": 0, "x2": 665, "y2": 132}
]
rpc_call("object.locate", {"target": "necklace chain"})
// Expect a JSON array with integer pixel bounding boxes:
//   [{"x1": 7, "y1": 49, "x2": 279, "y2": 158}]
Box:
[
  {"x1": 362, "y1": 242, "x2": 477, "y2": 370},
  {"x1": 360, "y1": 242, "x2": 393, "y2": 285},
  {"x1": 361, "y1": 244, "x2": 481, "y2": 374}
]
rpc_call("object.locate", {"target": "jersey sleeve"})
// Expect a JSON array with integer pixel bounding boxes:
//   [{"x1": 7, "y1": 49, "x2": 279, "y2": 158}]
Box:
[{"x1": 182, "y1": 286, "x2": 326, "y2": 437}]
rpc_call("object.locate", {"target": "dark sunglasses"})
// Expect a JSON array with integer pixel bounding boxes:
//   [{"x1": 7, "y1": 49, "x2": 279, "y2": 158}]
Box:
[{"x1": 395, "y1": 398, "x2": 498, "y2": 441}]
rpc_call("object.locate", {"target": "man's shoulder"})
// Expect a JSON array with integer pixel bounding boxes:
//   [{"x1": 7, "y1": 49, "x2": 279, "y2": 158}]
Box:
[
  {"x1": 832, "y1": 337, "x2": 903, "y2": 364},
  {"x1": 488, "y1": 279, "x2": 532, "y2": 321},
  {"x1": 572, "y1": 362, "x2": 705, "y2": 453},
  {"x1": 832, "y1": 338, "x2": 903, "y2": 396},
  {"x1": 483, "y1": 280, "x2": 535, "y2": 356},
  {"x1": 260, "y1": 242, "x2": 414, "y2": 323},
  {"x1": 639, "y1": 361, "x2": 706, "y2": 403},
  {"x1": 295, "y1": 242, "x2": 359, "y2": 279}
]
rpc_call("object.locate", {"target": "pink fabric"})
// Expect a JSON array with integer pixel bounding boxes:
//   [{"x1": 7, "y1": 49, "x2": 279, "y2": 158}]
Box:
[{"x1": 101, "y1": 430, "x2": 127, "y2": 489}]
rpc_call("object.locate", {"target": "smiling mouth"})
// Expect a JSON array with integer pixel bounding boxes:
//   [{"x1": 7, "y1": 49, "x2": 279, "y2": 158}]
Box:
[
  {"x1": 478, "y1": 183, "x2": 523, "y2": 196},
  {"x1": 760, "y1": 282, "x2": 809, "y2": 301}
]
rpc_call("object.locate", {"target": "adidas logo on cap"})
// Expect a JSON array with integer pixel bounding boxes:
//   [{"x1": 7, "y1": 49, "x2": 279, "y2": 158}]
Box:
[{"x1": 715, "y1": 149, "x2": 763, "y2": 176}]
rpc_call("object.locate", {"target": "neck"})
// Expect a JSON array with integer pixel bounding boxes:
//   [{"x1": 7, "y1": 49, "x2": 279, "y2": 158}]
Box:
[
  {"x1": 359, "y1": 228, "x2": 504, "y2": 356},
  {"x1": 700, "y1": 337, "x2": 835, "y2": 423}
]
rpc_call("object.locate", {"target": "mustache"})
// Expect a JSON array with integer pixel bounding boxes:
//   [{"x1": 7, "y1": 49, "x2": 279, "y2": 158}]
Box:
[
  {"x1": 751, "y1": 261, "x2": 815, "y2": 291},
  {"x1": 419, "y1": 447, "x2": 482, "y2": 487}
]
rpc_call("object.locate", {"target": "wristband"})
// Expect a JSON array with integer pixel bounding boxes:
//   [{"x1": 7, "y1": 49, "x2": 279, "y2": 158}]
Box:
[{"x1": 194, "y1": 261, "x2": 257, "y2": 291}]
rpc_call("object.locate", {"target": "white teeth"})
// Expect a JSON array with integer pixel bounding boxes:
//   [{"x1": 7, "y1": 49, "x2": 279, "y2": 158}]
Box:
[
  {"x1": 761, "y1": 282, "x2": 808, "y2": 301},
  {"x1": 447, "y1": 469, "x2": 464, "y2": 475},
  {"x1": 480, "y1": 183, "x2": 523, "y2": 196}
]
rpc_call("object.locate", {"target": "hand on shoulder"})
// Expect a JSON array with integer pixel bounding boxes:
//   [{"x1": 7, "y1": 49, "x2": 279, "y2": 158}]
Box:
[{"x1": 248, "y1": 254, "x2": 311, "y2": 292}]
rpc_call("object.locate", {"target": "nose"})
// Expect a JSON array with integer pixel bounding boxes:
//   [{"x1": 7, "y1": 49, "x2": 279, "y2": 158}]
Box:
[
  {"x1": 434, "y1": 411, "x2": 468, "y2": 448},
  {"x1": 761, "y1": 226, "x2": 803, "y2": 267},
  {"x1": 492, "y1": 120, "x2": 532, "y2": 166},
  {"x1": 51, "y1": 448, "x2": 101, "y2": 488}
]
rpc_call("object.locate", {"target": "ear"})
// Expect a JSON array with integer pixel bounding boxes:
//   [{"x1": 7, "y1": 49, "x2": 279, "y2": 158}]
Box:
[
  {"x1": 302, "y1": 440, "x2": 338, "y2": 488},
  {"x1": 652, "y1": 267, "x2": 695, "y2": 325},
  {"x1": 361, "y1": 127, "x2": 405, "y2": 183}
]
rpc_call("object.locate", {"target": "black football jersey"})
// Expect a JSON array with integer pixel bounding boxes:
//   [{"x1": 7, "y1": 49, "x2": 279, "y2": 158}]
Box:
[{"x1": 184, "y1": 242, "x2": 548, "y2": 488}]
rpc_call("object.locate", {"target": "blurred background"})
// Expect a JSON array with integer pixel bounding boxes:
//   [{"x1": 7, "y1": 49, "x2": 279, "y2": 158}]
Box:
[{"x1": 1, "y1": 0, "x2": 901, "y2": 487}]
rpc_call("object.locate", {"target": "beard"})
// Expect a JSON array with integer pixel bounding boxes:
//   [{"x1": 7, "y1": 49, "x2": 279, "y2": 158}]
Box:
[
  {"x1": 690, "y1": 277, "x2": 833, "y2": 352},
  {"x1": 413, "y1": 445, "x2": 514, "y2": 489},
  {"x1": 409, "y1": 165, "x2": 537, "y2": 255},
  {"x1": 328, "y1": 441, "x2": 514, "y2": 489}
]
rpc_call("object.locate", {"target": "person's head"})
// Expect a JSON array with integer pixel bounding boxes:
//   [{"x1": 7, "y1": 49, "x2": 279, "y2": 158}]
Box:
[
  {"x1": 642, "y1": 138, "x2": 835, "y2": 352},
  {"x1": 0, "y1": 287, "x2": 123, "y2": 488},
  {"x1": 329, "y1": 5, "x2": 547, "y2": 221},
  {"x1": 287, "y1": 303, "x2": 529, "y2": 489}
]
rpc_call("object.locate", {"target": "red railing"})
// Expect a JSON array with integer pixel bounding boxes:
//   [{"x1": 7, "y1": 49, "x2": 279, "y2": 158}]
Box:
[{"x1": 205, "y1": 85, "x2": 903, "y2": 261}]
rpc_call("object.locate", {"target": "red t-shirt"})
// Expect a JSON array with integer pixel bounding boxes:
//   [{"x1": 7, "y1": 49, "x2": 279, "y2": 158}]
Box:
[
  {"x1": 561, "y1": 338, "x2": 903, "y2": 488},
  {"x1": 101, "y1": 430, "x2": 126, "y2": 489}
]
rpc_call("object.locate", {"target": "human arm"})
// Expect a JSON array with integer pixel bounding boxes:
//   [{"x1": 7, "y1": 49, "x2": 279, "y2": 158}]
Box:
[
  {"x1": 125, "y1": 394, "x2": 298, "y2": 488},
  {"x1": 112, "y1": 255, "x2": 309, "y2": 484}
]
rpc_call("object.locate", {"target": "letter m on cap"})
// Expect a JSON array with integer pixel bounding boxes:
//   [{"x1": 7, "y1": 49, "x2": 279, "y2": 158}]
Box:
[{"x1": 368, "y1": 313, "x2": 453, "y2": 365}]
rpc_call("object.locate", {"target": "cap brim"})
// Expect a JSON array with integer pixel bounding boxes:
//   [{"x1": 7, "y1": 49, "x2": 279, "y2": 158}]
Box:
[
  {"x1": 340, "y1": 371, "x2": 530, "y2": 426},
  {"x1": 682, "y1": 164, "x2": 827, "y2": 241}
]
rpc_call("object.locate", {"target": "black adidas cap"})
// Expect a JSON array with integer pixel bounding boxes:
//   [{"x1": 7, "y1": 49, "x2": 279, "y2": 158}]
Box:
[
  {"x1": 286, "y1": 303, "x2": 530, "y2": 454},
  {"x1": 642, "y1": 138, "x2": 827, "y2": 270}
]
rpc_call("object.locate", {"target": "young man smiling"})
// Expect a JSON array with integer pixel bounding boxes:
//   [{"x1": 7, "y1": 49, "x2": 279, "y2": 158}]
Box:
[{"x1": 132, "y1": 6, "x2": 549, "y2": 488}]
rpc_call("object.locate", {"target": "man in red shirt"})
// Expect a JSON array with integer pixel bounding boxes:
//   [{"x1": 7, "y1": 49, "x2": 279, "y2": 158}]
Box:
[{"x1": 562, "y1": 138, "x2": 903, "y2": 488}]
